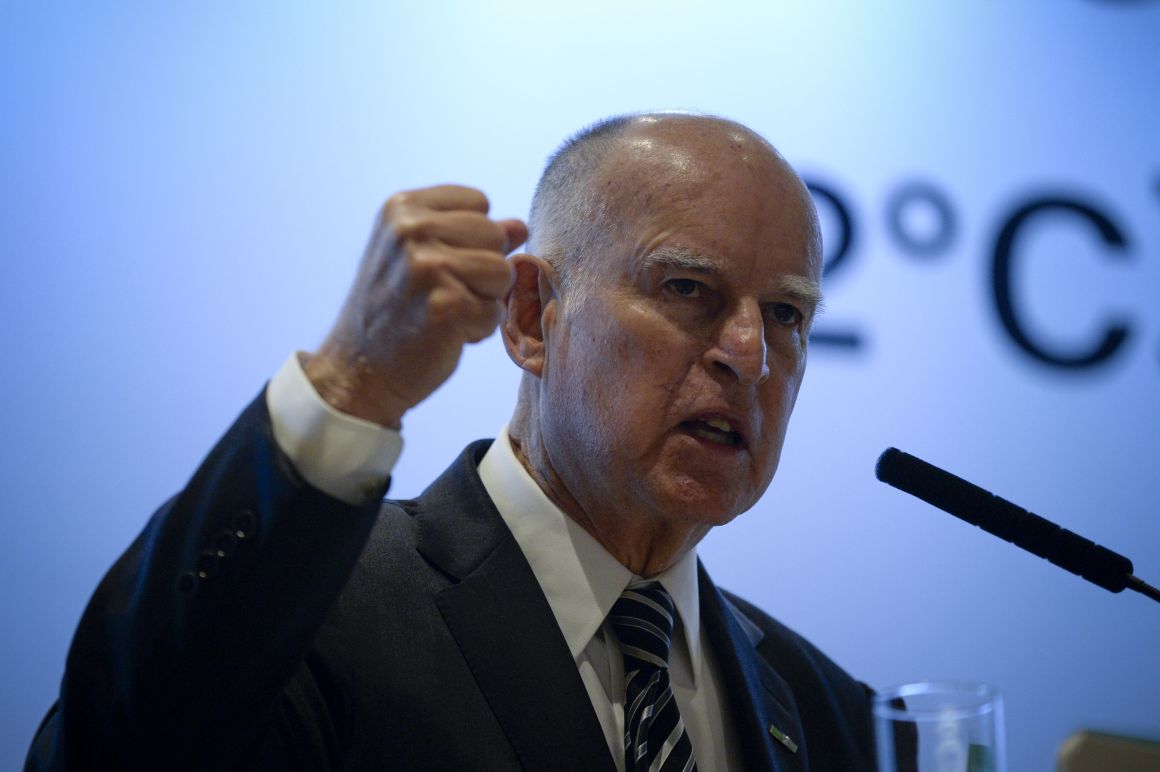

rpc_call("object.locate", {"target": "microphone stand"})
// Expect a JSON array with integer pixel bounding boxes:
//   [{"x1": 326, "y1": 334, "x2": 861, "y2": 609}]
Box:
[{"x1": 1126, "y1": 576, "x2": 1160, "y2": 604}]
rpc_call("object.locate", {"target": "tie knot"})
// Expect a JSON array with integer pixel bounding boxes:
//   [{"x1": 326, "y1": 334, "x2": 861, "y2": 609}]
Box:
[{"x1": 610, "y1": 582, "x2": 676, "y2": 668}]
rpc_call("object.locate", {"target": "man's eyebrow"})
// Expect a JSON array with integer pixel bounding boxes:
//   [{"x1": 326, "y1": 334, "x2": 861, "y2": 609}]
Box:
[
  {"x1": 777, "y1": 275, "x2": 824, "y2": 313},
  {"x1": 642, "y1": 247, "x2": 723, "y2": 274},
  {"x1": 645, "y1": 247, "x2": 825, "y2": 311}
]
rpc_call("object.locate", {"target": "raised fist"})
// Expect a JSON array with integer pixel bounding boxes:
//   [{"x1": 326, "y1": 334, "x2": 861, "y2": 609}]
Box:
[{"x1": 304, "y1": 185, "x2": 528, "y2": 428}]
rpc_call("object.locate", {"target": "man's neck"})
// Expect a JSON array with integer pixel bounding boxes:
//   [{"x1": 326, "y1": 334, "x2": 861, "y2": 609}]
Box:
[{"x1": 506, "y1": 425, "x2": 709, "y2": 578}]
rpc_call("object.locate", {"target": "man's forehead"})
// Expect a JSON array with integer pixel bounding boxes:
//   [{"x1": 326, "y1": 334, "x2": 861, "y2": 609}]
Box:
[
  {"x1": 577, "y1": 115, "x2": 823, "y2": 283},
  {"x1": 596, "y1": 121, "x2": 812, "y2": 224}
]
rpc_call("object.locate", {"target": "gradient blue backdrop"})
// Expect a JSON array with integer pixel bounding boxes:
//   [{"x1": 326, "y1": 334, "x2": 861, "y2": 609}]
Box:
[{"x1": 3, "y1": 2, "x2": 1158, "y2": 769}]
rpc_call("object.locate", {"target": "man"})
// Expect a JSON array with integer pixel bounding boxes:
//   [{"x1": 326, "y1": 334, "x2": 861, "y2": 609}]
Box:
[{"x1": 28, "y1": 113, "x2": 878, "y2": 770}]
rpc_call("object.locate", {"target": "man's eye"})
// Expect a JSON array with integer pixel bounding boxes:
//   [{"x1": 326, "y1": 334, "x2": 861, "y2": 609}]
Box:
[
  {"x1": 667, "y1": 278, "x2": 702, "y2": 297},
  {"x1": 769, "y1": 303, "x2": 801, "y2": 326}
]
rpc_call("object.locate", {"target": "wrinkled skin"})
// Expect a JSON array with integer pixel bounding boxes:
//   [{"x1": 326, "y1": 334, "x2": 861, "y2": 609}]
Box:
[{"x1": 504, "y1": 115, "x2": 822, "y2": 576}]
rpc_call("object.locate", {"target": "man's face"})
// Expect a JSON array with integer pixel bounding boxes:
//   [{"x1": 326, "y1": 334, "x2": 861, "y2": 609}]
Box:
[{"x1": 537, "y1": 120, "x2": 822, "y2": 532}]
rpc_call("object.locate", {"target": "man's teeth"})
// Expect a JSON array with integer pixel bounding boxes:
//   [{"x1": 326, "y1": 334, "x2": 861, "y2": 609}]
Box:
[
  {"x1": 688, "y1": 418, "x2": 740, "y2": 446},
  {"x1": 703, "y1": 417, "x2": 733, "y2": 433}
]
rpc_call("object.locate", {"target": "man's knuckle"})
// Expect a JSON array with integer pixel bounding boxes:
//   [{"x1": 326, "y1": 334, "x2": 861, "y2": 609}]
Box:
[
  {"x1": 409, "y1": 244, "x2": 445, "y2": 268},
  {"x1": 382, "y1": 192, "x2": 410, "y2": 218},
  {"x1": 393, "y1": 214, "x2": 430, "y2": 242},
  {"x1": 400, "y1": 247, "x2": 438, "y2": 286}
]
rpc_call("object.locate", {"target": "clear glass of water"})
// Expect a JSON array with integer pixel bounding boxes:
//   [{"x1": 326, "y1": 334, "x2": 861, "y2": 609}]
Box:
[{"x1": 873, "y1": 681, "x2": 1006, "y2": 772}]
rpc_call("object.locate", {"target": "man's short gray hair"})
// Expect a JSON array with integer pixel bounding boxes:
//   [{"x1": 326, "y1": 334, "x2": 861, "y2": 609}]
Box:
[{"x1": 527, "y1": 114, "x2": 637, "y2": 305}]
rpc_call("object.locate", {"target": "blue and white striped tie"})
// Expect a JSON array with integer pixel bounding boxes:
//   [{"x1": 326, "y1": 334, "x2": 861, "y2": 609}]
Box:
[{"x1": 610, "y1": 583, "x2": 698, "y2": 772}]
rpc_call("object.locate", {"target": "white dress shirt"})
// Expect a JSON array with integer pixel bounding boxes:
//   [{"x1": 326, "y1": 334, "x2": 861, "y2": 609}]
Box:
[{"x1": 266, "y1": 353, "x2": 742, "y2": 770}]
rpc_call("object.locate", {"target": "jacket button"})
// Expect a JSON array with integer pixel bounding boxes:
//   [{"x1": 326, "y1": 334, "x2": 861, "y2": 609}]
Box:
[{"x1": 233, "y1": 509, "x2": 257, "y2": 539}]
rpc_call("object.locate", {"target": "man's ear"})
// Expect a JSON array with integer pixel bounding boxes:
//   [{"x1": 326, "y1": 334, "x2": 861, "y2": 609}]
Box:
[{"x1": 502, "y1": 253, "x2": 559, "y2": 378}]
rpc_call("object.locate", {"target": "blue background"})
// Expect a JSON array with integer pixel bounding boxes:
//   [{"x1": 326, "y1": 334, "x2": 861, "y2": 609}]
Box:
[{"x1": 3, "y1": 2, "x2": 1158, "y2": 769}]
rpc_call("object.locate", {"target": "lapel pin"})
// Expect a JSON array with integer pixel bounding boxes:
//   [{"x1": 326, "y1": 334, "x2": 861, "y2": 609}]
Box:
[{"x1": 768, "y1": 724, "x2": 798, "y2": 754}]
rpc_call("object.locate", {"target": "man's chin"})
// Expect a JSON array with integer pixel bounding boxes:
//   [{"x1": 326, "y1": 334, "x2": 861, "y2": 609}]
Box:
[{"x1": 650, "y1": 478, "x2": 754, "y2": 528}]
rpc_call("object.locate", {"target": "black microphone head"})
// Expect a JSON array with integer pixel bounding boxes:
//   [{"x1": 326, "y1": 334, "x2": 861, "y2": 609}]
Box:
[
  {"x1": 875, "y1": 447, "x2": 904, "y2": 484},
  {"x1": 876, "y1": 447, "x2": 954, "y2": 504}
]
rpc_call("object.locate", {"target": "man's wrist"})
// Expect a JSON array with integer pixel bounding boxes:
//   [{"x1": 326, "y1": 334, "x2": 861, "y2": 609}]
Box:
[
  {"x1": 266, "y1": 352, "x2": 402, "y2": 505},
  {"x1": 301, "y1": 349, "x2": 408, "y2": 430}
]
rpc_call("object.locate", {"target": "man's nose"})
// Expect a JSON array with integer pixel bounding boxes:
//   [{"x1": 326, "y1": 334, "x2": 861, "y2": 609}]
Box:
[{"x1": 708, "y1": 301, "x2": 769, "y2": 386}]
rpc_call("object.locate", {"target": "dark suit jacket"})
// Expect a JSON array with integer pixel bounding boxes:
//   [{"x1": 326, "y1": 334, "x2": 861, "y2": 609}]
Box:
[{"x1": 28, "y1": 395, "x2": 878, "y2": 771}]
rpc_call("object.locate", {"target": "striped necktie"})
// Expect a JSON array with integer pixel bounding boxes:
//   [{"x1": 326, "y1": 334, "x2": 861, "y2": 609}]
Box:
[{"x1": 610, "y1": 583, "x2": 698, "y2": 772}]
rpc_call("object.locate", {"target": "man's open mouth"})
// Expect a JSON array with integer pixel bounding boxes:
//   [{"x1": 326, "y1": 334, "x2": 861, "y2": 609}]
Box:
[{"x1": 681, "y1": 417, "x2": 743, "y2": 447}]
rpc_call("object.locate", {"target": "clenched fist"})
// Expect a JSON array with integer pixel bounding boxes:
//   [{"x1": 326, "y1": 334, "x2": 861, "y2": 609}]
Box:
[{"x1": 304, "y1": 185, "x2": 528, "y2": 428}]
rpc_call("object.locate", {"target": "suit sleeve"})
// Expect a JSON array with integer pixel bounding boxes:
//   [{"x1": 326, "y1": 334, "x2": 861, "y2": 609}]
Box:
[{"x1": 26, "y1": 392, "x2": 389, "y2": 771}]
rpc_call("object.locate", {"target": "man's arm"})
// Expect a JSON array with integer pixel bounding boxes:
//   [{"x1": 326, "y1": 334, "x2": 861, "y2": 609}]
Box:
[
  {"x1": 27, "y1": 186, "x2": 527, "y2": 770},
  {"x1": 31, "y1": 394, "x2": 386, "y2": 771}
]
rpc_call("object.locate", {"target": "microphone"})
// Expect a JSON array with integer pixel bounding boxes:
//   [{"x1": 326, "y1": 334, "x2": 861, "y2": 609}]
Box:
[{"x1": 875, "y1": 447, "x2": 1160, "y2": 604}]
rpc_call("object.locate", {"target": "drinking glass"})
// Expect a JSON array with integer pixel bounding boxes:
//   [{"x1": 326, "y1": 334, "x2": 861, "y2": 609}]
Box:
[{"x1": 873, "y1": 680, "x2": 1006, "y2": 772}]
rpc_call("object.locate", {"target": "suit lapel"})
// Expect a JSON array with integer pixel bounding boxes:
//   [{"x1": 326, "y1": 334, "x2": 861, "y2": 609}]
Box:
[
  {"x1": 416, "y1": 443, "x2": 616, "y2": 772},
  {"x1": 700, "y1": 565, "x2": 806, "y2": 772}
]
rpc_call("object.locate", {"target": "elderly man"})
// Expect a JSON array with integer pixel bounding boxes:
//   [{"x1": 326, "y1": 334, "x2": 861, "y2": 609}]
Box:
[{"x1": 29, "y1": 113, "x2": 877, "y2": 771}]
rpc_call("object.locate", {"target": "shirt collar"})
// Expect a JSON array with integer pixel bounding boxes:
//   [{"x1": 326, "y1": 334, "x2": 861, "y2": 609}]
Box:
[{"x1": 478, "y1": 427, "x2": 701, "y2": 678}]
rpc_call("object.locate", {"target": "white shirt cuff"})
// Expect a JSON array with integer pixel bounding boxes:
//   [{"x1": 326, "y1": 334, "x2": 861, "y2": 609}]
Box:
[{"x1": 265, "y1": 352, "x2": 402, "y2": 505}]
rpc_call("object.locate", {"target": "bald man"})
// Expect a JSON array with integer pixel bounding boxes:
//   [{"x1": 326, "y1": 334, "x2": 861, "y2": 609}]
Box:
[{"x1": 29, "y1": 114, "x2": 880, "y2": 771}]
